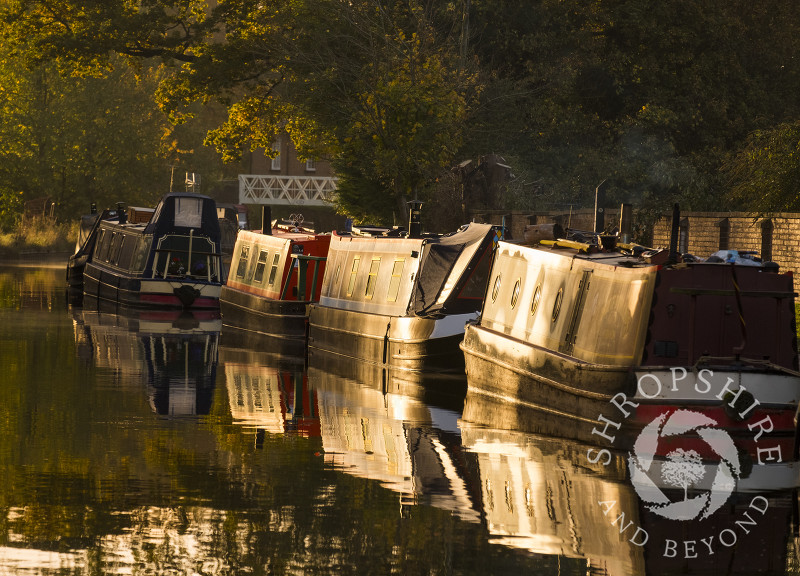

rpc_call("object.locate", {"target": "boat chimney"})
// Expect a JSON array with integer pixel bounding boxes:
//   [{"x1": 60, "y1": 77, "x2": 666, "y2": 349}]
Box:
[
  {"x1": 619, "y1": 203, "x2": 632, "y2": 243},
  {"x1": 117, "y1": 202, "x2": 127, "y2": 224},
  {"x1": 668, "y1": 203, "x2": 680, "y2": 263},
  {"x1": 594, "y1": 180, "x2": 607, "y2": 234},
  {"x1": 262, "y1": 205, "x2": 272, "y2": 235},
  {"x1": 407, "y1": 200, "x2": 423, "y2": 238},
  {"x1": 90, "y1": 202, "x2": 97, "y2": 215}
]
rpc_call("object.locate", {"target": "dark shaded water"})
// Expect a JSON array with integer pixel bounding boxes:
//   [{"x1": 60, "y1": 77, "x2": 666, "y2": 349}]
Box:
[{"x1": 1, "y1": 263, "x2": 799, "y2": 575}]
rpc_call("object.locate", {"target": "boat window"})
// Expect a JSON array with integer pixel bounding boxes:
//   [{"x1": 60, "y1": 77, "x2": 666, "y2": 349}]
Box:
[
  {"x1": 253, "y1": 250, "x2": 269, "y2": 283},
  {"x1": 94, "y1": 229, "x2": 105, "y2": 258},
  {"x1": 235, "y1": 245, "x2": 250, "y2": 279},
  {"x1": 101, "y1": 232, "x2": 113, "y2": 262},
  {"x1": 530, "y1": 284, "x2": 542, "y2": 316},
  {"x1": 117, "y1": 234, "x2": 136, "y2": 269},
  {"x1": 346, "y1": 256, "x2": 361, "y2": 297},
  {"x1": 365, "y1": 258, "x2": 381, "y2": 299},
  {"x1": 552, "y1": 288, "x2": 563, "y2": 322},
  {"x1": 174, "y1": 196, "x2": 203, "y2": 228},
  {"x1": 130, "y1": 237, "x2": 149, "y2": 272},
  {"x1": 109, "y1": 234, "x2": 125, "y2": 265},
  {"x1": 387, "y1": 259, "x2": 405, "y2": 302},
  {"x1": 510, "y1": 279, "x2": 521, "y2": 309},
  {"x1": 267, "y1": 253, "x2": 281, "y2": 286},
  {"x1": 490, "y1": 274, "x2": 501, "y2": 303}
]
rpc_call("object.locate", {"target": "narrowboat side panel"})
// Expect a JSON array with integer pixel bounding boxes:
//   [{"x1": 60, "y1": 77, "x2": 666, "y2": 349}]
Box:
[
  {"x1": 219, "y1": 284, "x2": 308, "y2": 339},
  {"x1": 318, "y1": 233, "x2": 425, "y2": 316},
  {"x1": 309, "y1": 305, "x2": 468, "y2": 373},
  {"x1": 310, "y1": 224, "x2": 495, "y2": 373},
  {"x1": 227, "y1": 230, "x2": 330, "y2": 302},
  {"x1": 220, "y1": 229, "x2": 331, "y2": 341},
  {"x1": 462, "y1": 325, "x2": 799, "y2": 473},
  {"x1": 227, "y1": 231, "x2": 294, "y2": 300},
  {"x1": 387, "y1": 313, "x2": 476, "y2": 371},
  {"x1": 461, "y1": 322, "x2": 635, "y2": 411},
  {"x1": 462, "y1": 241, "x2": 800, "y2": 460},
  {"x1": 479, "y1": 243, "x2": 658, "y2": 367},
  {"x1": 308, "y1": 305, "x2": 390, "y2": 365}
]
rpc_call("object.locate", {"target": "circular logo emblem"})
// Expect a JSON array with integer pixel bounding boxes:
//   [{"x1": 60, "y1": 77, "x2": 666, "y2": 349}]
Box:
[{"x1": 628, "y1": 409, "x2": 741, "y2": 521}]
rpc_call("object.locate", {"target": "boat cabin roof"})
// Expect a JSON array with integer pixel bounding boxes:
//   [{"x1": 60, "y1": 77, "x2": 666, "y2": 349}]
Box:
[
  {"x1": 516, "y1": 237, "x2": 664, "y2": 271},
  {"x1": 144, "y1": 192, "x2": 220, "y2": 241},
  {"x1": 261, "y1": 228, "x2": 325, "y2": 242}
]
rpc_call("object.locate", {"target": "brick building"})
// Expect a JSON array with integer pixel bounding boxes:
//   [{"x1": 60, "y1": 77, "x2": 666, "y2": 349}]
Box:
[{"x1": 243, "y1": 133, "x2": 335, "y2": 179}]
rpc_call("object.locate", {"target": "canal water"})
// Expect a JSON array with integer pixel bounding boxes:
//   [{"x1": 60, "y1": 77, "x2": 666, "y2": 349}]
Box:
[{"x1": 1, "y1": 263, "x2": 799, "y2": 575}]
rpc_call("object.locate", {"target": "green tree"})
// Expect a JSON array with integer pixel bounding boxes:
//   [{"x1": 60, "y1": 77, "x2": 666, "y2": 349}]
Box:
[
  {"x1": 2, "y1": 0, "x2": 479, "y2": 224},
  {"x1": 0, "y1": 51, "x2": 168, "y2": 220},
  {"x1": 183, "y1": 1, "x2": 478, "y2": 223},
  {"x1": 8, "y1": 0, "x2": 800, "y2": 222},
  {"x1": 466, "y1": 0, "x2": 800, "y2": 213},
  {"x1": 0, "y1": 37, "x2": 235, "y2": 225},
  {"x1": 723, "y1": 122, "x2": 800, "y2": 214}
]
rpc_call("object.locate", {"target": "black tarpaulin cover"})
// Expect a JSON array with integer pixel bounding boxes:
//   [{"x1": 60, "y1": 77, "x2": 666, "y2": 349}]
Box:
[{"x1": 413, "y1": 223, "x2": 494, "y2": 316}]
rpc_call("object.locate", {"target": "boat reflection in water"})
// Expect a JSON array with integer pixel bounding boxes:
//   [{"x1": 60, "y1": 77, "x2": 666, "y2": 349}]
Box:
[
  {"x1": 221, "y1": 344, "x2": 319, "y2": 441},
  {"x1": 461, "y1": 391, "x2": 799, "y2": 575},
  {"x1": 72, "y1": 297, "x2": 221, "y2": 415},
  {"x1": 307, "y1": 355, "x2": 481, "y2": 522}
]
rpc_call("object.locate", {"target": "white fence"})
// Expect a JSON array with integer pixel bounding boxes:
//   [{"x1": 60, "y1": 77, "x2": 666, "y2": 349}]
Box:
[{"x1": 239, "y1": 174, "x2": 337, "y2": 206}]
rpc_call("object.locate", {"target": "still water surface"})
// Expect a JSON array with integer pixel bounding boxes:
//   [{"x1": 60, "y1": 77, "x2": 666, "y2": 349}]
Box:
[{"x1": 0, "y1": 263, "x2": 799, "y2": 575}]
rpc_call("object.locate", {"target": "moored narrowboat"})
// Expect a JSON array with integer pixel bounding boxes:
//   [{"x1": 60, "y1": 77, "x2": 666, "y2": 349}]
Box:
[
  {"x1": 308, "y1": 222, "x2": 495, "y2": 374},
  {"x1": 219, "y1": 223, "x2": 330, "y2": 350},
  {"x1": 67, "y1": 204, "x2": 154, "y2": 294},
  {"x1": 82, "y1": 193, "x2": 224, "y2": 309},
  {"x1": 460, "y1": 229, "x2": 800, "y2": 457}
]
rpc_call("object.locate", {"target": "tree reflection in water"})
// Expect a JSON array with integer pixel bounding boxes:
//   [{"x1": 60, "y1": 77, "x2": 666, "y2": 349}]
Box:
[{"x1": 0, "y1": 264, "x2": 557, "y2": 575}]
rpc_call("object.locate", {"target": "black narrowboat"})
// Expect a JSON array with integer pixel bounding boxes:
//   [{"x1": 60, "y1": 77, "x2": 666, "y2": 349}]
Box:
[{"x1": 81, "y1": 193, "x2": 224, "y2": 309}]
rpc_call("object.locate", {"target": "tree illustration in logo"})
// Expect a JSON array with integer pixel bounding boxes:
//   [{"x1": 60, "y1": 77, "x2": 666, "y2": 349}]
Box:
[
  {"x1": 661, "y1": 448, "x2": 705, "y2": 501},
  {"x1": 628, "y1": 409, "x2": 741, "y2": 521}
]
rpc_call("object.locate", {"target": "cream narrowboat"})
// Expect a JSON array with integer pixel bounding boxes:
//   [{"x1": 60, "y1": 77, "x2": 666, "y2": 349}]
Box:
[{"x1": 308, "y1": 222, "x2": 495, "y2": 375}]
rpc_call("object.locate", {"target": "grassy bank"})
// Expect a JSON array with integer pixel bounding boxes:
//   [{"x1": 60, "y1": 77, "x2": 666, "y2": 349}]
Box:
[{"x1": 0, "y1": 217, "x2": 77, "y2": 259}]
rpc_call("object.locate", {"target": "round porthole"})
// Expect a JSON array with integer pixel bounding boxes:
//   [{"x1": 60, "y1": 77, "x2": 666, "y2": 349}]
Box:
[
  {"x1": 530, "y1": 284, "x2": 542, "y2": 316},
  {"x1": 491, "y1": 275, "x2": 501, "y2": 302},
  {"x1": 551, "y1": 287, "x2": 563, "y2": 322},
  {"x1": 511, "y1": 279, "x2": 521, "y2": 309}
]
